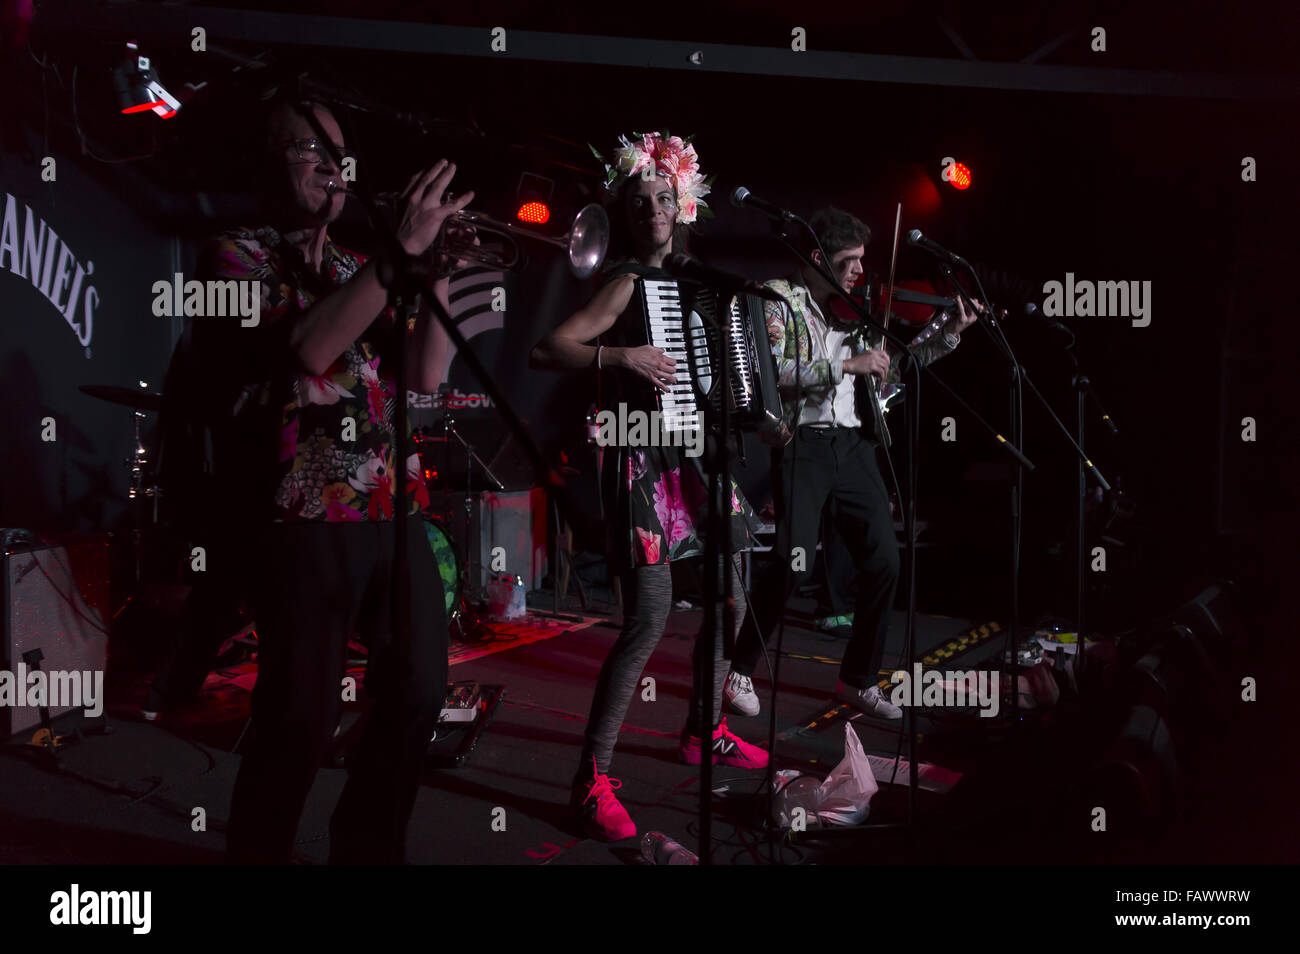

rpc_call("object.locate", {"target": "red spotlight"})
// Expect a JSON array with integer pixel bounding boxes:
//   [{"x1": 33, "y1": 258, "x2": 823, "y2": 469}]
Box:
[
  {"x1": 949, "y1": 162, "x2": 972, "y2": 190},
  {"x1": 516, "y1": 201, "x2": 550, "y2": 224}
]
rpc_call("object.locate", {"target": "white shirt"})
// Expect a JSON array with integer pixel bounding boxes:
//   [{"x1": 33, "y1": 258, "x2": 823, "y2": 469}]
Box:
[{"x1": 797, "y1": 295, "x2": 863, "y2": 429}]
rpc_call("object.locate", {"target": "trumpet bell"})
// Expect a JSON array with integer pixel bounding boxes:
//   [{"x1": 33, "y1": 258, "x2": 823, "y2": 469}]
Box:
[{"x1": 566, "y1": 204, "x2": 610, "y2": 280}]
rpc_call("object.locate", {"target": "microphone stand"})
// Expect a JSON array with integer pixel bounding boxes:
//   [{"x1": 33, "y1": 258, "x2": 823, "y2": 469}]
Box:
[
  {"x1": 764, "y1": 216, "x2": 1029, "y2": 843},
  {"x1": 937, "y1": 263, "x2": 1111, "y2": 710},
  {"x1": 691, "y1": 292, "x2": 734, "y2": 866},
  {"x1": 1067, "y1": 342, "x2": 1117, "y2": 684}
]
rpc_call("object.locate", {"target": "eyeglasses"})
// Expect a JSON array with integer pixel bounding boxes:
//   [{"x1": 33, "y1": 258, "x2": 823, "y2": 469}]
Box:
[{"x1": 284, "y1": 138, "x2": 356, "y2": 165}]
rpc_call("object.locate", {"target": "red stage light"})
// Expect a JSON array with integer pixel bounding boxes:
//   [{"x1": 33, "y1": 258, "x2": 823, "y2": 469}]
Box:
[
  {"x1": 949, "y1": 163, "x2": 972, "y2": 190},
  {"x1": 516, "y1": 201, "x2": 550, "y2": 224}
]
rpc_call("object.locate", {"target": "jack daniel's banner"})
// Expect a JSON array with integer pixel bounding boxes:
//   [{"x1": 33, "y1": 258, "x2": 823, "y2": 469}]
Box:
[{"x1": 1, "y1": 133, "x2": 173, "y2": 534}]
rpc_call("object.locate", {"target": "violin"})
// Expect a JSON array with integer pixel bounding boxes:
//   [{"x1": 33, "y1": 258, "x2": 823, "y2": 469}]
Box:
[
  {"x1": 832, "y1": 270, "x2": 998, "y2": 347},
  {"x1": 832, "y1": 258, "x2": 997, "y2": 422}
]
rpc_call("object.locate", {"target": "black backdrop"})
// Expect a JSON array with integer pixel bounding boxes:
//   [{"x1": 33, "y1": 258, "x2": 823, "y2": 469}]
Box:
[{"x1": 3, "y1": 10, "x2": 1296, "y2": 630}]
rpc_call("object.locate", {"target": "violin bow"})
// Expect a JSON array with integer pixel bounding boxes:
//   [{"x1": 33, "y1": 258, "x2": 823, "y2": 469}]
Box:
[{"x1": 876, "y1": 197, "x2": 903, "y2": 382}]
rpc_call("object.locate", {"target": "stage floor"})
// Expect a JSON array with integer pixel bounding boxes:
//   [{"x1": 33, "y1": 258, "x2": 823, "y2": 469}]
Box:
[{"x1": 0, "y1": 592, "x2": 1288, "y2": 865}]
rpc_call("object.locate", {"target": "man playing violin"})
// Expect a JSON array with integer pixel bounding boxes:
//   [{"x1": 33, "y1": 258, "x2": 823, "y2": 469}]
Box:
[{"x1": 723, "y1": 206, "x2": 977, "y2": 718}]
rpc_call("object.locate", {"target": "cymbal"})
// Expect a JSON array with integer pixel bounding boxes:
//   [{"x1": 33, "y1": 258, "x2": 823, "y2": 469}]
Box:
[{"x1": 80, "y1": 384, "x2": 163, "y2": 413}]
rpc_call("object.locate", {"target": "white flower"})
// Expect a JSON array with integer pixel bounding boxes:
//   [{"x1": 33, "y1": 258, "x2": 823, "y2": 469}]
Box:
[
  {"x1": 347, "y1": 451, "x2": 390, "y2": 492},
  {"x1": 301, "y1": 375, "x2": 355, "y2": 406}
]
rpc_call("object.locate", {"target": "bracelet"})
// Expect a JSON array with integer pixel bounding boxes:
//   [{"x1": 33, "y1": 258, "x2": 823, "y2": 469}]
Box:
[{"x1": 596, "y1": 345, "x2": 604, "y2": 369}]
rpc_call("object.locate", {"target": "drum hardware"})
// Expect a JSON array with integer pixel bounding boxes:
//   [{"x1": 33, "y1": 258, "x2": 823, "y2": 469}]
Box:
[
  {"x1": 78, "y1": 383, "x2": 163, "y2": 414},
  {"x1": 81, "y1": 381, "x2": 163, "y2": 583},
  {"x1": 415, "y1": 387, "x2": 510, "y2": 639}
]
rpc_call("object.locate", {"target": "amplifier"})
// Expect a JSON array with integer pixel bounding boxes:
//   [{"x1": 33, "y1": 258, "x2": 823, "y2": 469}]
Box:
[{"x1": 2, "y1": 539, "x2": 110, "y2": 738}]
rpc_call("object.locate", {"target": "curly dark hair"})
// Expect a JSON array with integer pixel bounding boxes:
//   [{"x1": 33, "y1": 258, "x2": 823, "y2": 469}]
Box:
[{"x1": 808, "y1": 206, "x2": 870, "y2": 257}]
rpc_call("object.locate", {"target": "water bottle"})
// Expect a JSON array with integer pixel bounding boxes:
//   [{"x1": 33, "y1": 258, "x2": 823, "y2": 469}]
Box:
[
  {"x1": 507, "y1": 574, "x2": 527, "y2": 619},
  {"x1": 640, "y1": 831, "x2": 699, "y2": 865}
]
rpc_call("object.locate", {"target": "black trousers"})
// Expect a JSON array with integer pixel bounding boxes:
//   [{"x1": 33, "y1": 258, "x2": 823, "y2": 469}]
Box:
[
  {"x1": 819, "y1": 504, "x2": 858, "y2": 619},
  {"x1": 734, "y1": 426, "x2": 900, "y2": 689},
  {"x1": 150, "y1": 532, "x2": 248, "y2": 708},
  {"x1": 226, "y1": 517, "x2": 447, "y2": 864}
]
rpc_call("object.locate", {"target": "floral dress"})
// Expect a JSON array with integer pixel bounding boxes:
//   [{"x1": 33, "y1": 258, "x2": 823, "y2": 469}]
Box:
[{"x1": 598, "y1": 273, "x2": 760, "y2": 571}]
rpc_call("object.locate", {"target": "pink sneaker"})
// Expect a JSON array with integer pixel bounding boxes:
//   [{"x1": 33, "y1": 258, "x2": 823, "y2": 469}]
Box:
[
  {"x1": 679, "y1": 717, "x2": 769, "y2": 769},
  {"x1": 572, "y1": 759, "x2": 637, "y2": 842}
]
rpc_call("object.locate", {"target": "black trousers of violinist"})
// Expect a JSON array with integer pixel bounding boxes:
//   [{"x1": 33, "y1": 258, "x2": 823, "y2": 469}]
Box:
[{"x1": 731, "y1": 425, "x2": 900, "y2": 689}]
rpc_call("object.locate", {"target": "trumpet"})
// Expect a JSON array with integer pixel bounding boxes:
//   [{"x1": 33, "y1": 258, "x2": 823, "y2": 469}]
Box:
[
  {"x1": 439, "y1": 205, "x2": 610, "y2": 279},
  {"x1": 330, "y1": 182, "x2": 610, "y2": 279}
]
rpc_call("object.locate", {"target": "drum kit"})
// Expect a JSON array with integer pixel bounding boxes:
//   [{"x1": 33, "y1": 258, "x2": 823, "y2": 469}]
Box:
[
  {"x1": 78, "y1": 382, "x2": 164, "y2": 585},
  {"x1": 414, "y1": 386, "x2": 511, "y2": 639},
  {"x1": 78, "y1": 199, "x2": 611, "y2": 641},
  {"x1": 79, "y1": 379, "x2": 508, "y2": 641}
]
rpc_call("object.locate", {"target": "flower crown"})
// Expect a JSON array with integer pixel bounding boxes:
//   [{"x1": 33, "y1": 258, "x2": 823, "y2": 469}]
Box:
[{"x1": 589, "y1": 131, "x2": 714, "y2": 225}]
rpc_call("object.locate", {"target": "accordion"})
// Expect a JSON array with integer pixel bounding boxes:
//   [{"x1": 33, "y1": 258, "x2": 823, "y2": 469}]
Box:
[{"x1": 639, "y1": 277, "x2": 782, "y2": 434}]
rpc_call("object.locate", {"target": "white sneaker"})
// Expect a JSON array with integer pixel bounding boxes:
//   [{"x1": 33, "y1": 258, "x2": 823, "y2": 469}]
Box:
[
  {"x1": 723, "y1": 672, "x2": 760, "y2": 717},
  {"x1": 837, "y1": 683, "x2": 902, "y2": 720}
]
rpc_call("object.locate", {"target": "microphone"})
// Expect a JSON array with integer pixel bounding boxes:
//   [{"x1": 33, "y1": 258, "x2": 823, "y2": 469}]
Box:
[
  {"x1": 1025, "y1": 301, "x2": 1074, "y2": 340},
  {"x1": 663, "y1": 253, "x2": 785, "y2": 303},
  {"x1": 906, "y1": 229, "x2": 968, "y2": 266},
  {"x1": 730, "y1": 186, "x2": 798, "y2": 222}
]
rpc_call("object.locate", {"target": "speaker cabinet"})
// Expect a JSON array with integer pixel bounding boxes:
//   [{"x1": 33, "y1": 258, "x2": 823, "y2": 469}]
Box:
[{"x1": 2, "y1": 540, "x2": 110, "y2": 738}]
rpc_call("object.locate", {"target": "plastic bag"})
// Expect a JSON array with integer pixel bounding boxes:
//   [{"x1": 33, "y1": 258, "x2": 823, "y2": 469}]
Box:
[
  {"x1": 816, "y1": 724, "x2": 880, "y2": 826},
  {"x1": 769, "y1": 725, "x2": 879, "y2": 828}
]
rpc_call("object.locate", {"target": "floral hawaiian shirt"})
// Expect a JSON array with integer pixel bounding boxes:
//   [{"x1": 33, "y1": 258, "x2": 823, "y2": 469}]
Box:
[
  {"x1": 196, "y1": 226, "x2": 428, "y2": 522},
  {"x1": 762, "y1": 276, "x2": 960, "y2": 444}
]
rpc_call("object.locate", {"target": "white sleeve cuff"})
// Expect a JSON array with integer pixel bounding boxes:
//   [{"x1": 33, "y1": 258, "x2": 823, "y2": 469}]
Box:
[{"x1": 829, "y1": 357, "x2": 844, "y2": 383}]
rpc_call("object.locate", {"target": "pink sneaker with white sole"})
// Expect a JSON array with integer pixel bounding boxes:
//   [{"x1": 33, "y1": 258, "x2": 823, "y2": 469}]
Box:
[
  {"x1": 679, "y1": 717, "x2": 769, "y2": 769},
  {"x1": 571, "y1": 759, "x2": 637, "y2": 842}
]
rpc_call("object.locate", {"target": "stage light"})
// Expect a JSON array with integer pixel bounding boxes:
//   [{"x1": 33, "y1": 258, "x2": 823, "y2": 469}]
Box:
[
  {"x1": 948, "y1": 162, "x2": 972, "y2": 190},
  {"x1": 113, "y1": 41, "x2": 181, "y2": 119},
  {"x1": 515, "y1": 172, "x2": 555, "y2": 227},
  {"x1": 516, "y1": 201, "x2": 550, "y2": 224}
]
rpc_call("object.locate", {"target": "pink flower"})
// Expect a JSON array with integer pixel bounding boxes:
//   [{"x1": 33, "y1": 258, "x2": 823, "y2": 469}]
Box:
[
  {"x1": 636, "y1": 528, "x2": 661, "y2": 563},
  {"x1": 325, "y1": 500, "x2": 364, "y2": 521},
  {"x1": 652, "y1": 468, "x2": 696, "y2": 548},
  {"x1": 279, "y1": 417, "x2": 299, "y2": 462},
  {"x1": 406, "y1": 453, "x2": 430, "y2": 510},
  {"x1": 639, "y1": 132, "x2": 663, "y2": 159},
  {"x1": 357, "y1": 355, "x2": 388, "y2": 423},
  {"x1": 676, "y1": 142, "x2": 700, "y2": 179}
]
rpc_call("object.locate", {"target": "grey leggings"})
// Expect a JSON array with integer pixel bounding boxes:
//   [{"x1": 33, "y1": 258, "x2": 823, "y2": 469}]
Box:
[{"x1": 578, "y1": 557, "x2": 746, "y2": 778}]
